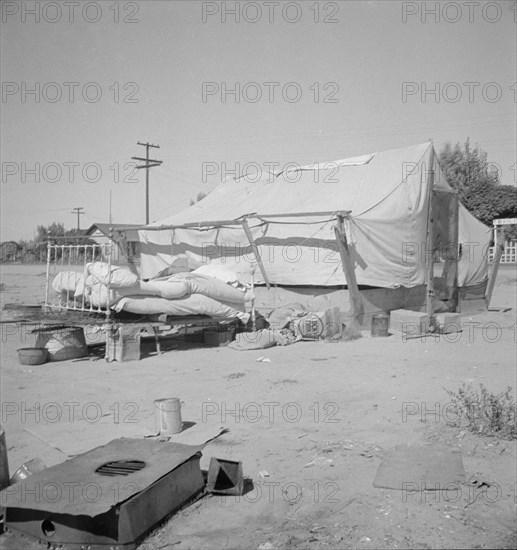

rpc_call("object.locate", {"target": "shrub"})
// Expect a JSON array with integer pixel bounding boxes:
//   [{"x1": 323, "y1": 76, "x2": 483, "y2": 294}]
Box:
[{"x1": 444, "y1": 383, "x2": 516, "y2": 440}]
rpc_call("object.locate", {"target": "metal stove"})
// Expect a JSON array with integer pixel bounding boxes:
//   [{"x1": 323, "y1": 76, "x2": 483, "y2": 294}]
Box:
[{"x1": 1, "y1": 438, "x2": 205, "y2": 549}]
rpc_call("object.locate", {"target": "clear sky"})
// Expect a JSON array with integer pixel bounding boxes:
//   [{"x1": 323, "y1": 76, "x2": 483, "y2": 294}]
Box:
[{"x1": 1, "y1": 0, "x2": 516, "y2": 241}]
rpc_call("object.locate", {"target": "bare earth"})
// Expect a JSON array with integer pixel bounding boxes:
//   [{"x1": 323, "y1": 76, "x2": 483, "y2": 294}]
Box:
[{"x1": 0, "y1": 264, "x2": 516, "y2": 550}]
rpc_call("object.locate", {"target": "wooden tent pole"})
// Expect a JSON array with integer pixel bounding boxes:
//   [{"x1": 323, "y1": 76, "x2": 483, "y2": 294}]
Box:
[
  {"x1": 241, "y1": 219, "x2": 270, "y2": 289},
  {"x1": 250, "y1": 263, "x2": 257, "y2": 332},
  {"x1": 441, "y1": 191, "x2": 460, "y2": 312},
  {"x1": 448, "y1": 192, "x2": 460, "y2": 312},
  {"x1": 485, "y1": 229, "x2": 504, "y2": 308},
  {"x1": 44, "y1": 232, "x2": 51, "y2": 308},
  {"x1": 334, "y1": 214, "x2": 363, "y2": 322},
  {"x1": 426, "y1": 146, "x2": 436, "y2": 316}
]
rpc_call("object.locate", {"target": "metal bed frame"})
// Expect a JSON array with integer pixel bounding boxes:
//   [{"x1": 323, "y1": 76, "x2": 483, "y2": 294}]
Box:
[
  {"x1": 39, "y1": 238, "x2": 241, "y2": 359},
  {"x1": 44, "y1": 240, "x2": 113, "y2": 318}
]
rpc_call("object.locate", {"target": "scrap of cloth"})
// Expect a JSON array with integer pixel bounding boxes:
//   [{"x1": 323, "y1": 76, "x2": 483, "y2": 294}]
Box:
[
  {"x1": 373, "y1": 445, "x2": 466, "y2": 490},
  {"x1": 228, "y1": 329, "x2": 298, "y2": 350}
]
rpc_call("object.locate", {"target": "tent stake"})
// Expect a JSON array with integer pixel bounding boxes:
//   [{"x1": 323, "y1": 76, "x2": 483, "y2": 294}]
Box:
[
  {"x1": 241, "y1": 219, "x2": 270, "y2": 289},
  {"x1": 334, "y1": 214, "x2": 363, "y2": 323}
]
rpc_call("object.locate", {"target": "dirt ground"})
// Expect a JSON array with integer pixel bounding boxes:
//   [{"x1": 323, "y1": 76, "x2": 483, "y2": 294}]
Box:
[{"x1": 0, "y1": 264, "x2": 516, "y2": 550}]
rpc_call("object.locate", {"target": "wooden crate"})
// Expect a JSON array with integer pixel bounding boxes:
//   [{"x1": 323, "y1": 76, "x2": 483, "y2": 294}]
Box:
[{"x1": 105, "y1": 325, "x2": 141, "y2": 362}]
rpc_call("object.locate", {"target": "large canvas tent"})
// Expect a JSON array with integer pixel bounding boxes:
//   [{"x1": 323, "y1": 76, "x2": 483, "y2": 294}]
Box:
[{"x1": 132, "y1": 142, "x2": 491, "y2": 320}]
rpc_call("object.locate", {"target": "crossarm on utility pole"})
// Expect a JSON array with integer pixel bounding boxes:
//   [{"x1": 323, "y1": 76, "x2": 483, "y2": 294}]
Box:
[{"x1": 131, "y1": 141, "x2": 163, "y2": 224}]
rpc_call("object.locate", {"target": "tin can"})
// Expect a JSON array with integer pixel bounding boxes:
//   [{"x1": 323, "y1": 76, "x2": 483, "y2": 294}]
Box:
[
  {"x1": 10, "y1": 457, "x2": 46, "y2": 484},
  {"x1": 154, "y1": 398, "x2": 183, "y2": 435},
  {"x1": 371, "y1": 312, "x2": 390, "y2": 337}
]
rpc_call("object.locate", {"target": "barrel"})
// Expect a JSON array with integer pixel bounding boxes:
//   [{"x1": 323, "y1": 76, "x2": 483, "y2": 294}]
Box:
[
  {"x1": 154, "y1": 398, "x2": 182, "y2": 435},
  {"x1": 371, "y1": 312, "x2": 390, "y2": 337},
  {"x1": 35, "y1": 326, "x2": 87, "y2": 361}
]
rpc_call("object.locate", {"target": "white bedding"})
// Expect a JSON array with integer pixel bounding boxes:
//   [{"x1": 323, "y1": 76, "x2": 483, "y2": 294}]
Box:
[
  {"x1": 51, "y1": 263, "x2": 249, "y2": 319},
  {"x1": 114, "y1": 294, "x2": 246, "y2": 319}
]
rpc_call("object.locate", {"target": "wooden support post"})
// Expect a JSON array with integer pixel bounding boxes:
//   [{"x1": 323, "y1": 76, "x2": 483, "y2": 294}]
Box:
[
  {"x1": 106, "y1": 228, "x2": 113, "y2": 320},
  {"x1": 441, "y1": 192, "x2": 459, "y2": 312},
  {"x1": 485, "y1": 229, "x2": 504, "y2": 308},
  {"x1": 334, "y1": 214, "x2": 363, "y2": 322},
  {"x1": 425, "y1": 147, "x2": 436, "y2": 316},
  {"x1": 44, "y1": 236, "x2": 51, "y2": 308},
  {"x1": 149, "y1": 325, "x2": 162, "y2": 355},
  {"x1": 250, "y1": 263, "x2": 256, "y2": 332},
  {"x1": 241, "y1": 219, "x2": 270, "y2": 289}
]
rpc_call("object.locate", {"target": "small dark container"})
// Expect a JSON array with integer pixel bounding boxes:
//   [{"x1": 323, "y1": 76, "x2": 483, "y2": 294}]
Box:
[
  {"x1": 371, "y1": 313, "x2": 390, "y2": 337},
  {"x1": 203, "y1": 328, "x2": 235, "y2": 347},
  {"x1": 17, "y1": 348, "x2": 48, "y2": 365}
]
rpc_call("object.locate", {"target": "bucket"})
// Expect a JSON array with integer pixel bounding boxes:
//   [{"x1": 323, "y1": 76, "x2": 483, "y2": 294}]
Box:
[
  {"x1": 154, "y1": 398, "x2": 182, "y2": 435},
  {"x1": 10, "y1": 457, "x2": 47, "y2": 484},
  {"x1": 17, "y1": 348, "x2": 48, "y2": 365},
  {"x1": 35, "y1": 326, "x2": 87, "y2": 361},
  {"x1": 371, "y1": 312, "x2": 390, "y2": 337},
  {"x1": 0, "y1": 427, "x2": 9, "y2": 490}
]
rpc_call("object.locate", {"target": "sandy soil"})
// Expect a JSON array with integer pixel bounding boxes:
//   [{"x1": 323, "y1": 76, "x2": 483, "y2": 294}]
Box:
[{"x1": 0, "y1": 264, "x2": 516, "y2": 549}]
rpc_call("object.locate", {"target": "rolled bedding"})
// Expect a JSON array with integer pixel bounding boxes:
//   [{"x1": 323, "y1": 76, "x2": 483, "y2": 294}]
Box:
[
  {"x1": 52, "y1": 271, "x2": 83, "y2": 294},
  {"x1": 138, "y1": 278, "x2": 190, "y2": 300},
  {"x1": 87, "y1": 262, "x2": 139, "y2": 288},
  {"x1": 52, "y1": 271, "x2": 157, "y2": 308},
  {"x1": 51, "y1": 265, "x2": 250, "y2": 312},
  {"x1": 141, "y1": 272, "x2": 249, "y2": 303},
  {"x1": 174, "y1": 273, "x2": 248, "y2": 304},
  {"x1": 79, "y1": 279, "x2": 158, "y2": 308},
  {"x1": 114, "y1": 294, "x2": 246, "y2": 320}
]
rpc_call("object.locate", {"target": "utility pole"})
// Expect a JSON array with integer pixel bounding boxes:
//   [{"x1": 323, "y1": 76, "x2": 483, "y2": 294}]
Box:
[
  {"x1": 71, "y1": 207, "x2": 84, "y2": 231},
  {"x1": 131, "y1": 142, "x2": 163, "y2": 224}
]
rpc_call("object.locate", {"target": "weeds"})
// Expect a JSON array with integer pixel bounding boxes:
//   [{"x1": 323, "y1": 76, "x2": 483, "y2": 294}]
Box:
[{"x1": 444, "y1": 383, "x2": 517, "y2": 440}]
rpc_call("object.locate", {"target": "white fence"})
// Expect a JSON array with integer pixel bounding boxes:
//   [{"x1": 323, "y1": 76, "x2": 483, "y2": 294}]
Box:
[{"x1": 488, "y1": 243, "x2": 517, "y2": 263}]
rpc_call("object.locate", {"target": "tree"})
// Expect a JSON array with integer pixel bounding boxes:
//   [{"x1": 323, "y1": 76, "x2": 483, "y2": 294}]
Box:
[
  {"x1": 462, "y1": 181, "x2": 517, "y2": 227},
  {"x1": 32, "y1": 222, "x2": 98, "y2": 261},
  {"x1": 439, "y1": 139, "x2": 516, "y2": 226},
  {"x1": 35, "y1": 222, "x2": 65, "y2": 242}
]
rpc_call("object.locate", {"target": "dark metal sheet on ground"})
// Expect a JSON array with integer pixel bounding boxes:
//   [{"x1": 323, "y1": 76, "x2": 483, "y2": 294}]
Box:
[{"x1": 373, "y1": 444, "x2": 465, "y2": 489}]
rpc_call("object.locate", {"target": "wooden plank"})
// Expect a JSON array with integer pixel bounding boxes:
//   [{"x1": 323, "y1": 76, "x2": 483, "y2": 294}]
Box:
[
  {"x1": 241, "y1": 219, "x2": 271, "y2": 290},
  {"x1": 258, "y1": 210, "x2": 351, "y2": 219},
  {"x1": 130, "y1": 210, "x2": 352, "y2": 232},
  {"x1": 334, "y1": 214, "x2": 363, "y2": 321}
]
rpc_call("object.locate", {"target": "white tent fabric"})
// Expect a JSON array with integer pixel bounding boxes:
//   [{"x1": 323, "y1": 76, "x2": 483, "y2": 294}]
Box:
[
  {"x1": 138, "y1": 143, "x2": 490, "y2": 289},
  {"x1": 457, "y1": 204, "x2": 491, "y2": 287}
]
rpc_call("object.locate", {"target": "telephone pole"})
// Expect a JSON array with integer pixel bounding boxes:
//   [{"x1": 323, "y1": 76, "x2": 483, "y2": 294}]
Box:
[
  {"x1": 71, "y1": 207, "x2": 84, "y2": 231},
  {"x1": 131, "y1": 142, "x2": 163, "y2": 224}
]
